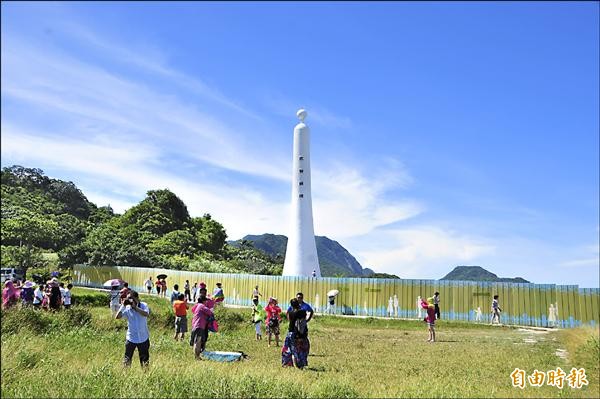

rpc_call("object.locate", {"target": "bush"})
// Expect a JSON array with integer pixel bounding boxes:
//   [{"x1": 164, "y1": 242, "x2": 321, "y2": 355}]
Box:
[
  {"x1": 1, "y1": 307, "x2": 51, "y2": 334},
  {"x1": 213, "y1": 305, "x2": 245, "y2": 332},
  {"x1": 72, "y1": 292, "x2": 110, "y2": 308},
  {"x1": 0, "y1": 306, "x2": 92, "y2": 335}
]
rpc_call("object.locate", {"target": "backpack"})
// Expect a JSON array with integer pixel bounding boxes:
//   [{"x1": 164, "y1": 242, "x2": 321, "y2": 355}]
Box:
[
  {"x1": 207, "y1": 315, "x2": 218, "y2": 333},
  {"x1": 294, "y1": 317, "x2": 307, "y2": 338}
]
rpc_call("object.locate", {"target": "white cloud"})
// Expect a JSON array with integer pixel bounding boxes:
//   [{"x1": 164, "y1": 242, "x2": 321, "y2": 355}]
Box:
[{"x1": 353, "y1": 226, "x2": 496, "y2": 278}]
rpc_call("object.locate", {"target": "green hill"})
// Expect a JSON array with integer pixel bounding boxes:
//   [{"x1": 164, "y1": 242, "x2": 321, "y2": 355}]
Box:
[
  {"x1": 230, "y1": 234, "x2": 374, "y2": 277},
  {"x1": 441, "y1": 266, "x2": 530, "y2": 283}
]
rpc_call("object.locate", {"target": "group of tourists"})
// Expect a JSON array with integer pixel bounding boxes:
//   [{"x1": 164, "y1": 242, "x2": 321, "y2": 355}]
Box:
[
  {"x1": 2, "y1": 278, "x2": 73, "y2": 311},
  {"x1": 249, "y1": 286, "x2": 313, "y2": 368}
]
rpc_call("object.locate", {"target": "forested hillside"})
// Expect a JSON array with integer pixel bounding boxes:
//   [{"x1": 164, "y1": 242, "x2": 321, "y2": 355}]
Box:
[{"x1": 0, "y1": 165, "x2": 282, "y2": 277}]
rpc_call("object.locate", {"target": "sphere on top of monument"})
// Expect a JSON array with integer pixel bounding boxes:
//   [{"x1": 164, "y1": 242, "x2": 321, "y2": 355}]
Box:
[{"x1": 296, "y1": 108, "x2": 307, "y2": 123}]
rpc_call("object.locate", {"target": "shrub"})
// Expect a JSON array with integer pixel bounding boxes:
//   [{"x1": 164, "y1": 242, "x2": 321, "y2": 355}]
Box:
[
  {"x1": 213, "y1": 305, "x2": 245, "y2": 332},
  {"x1": 0, "y1": 306, "x2": 93, "y2": 335},
  {"x1": 1, "y1": 307, "x2": 51, "y2": 335},
  {"x1": 72, "y1": 292, "x2": 109, "y2": 307}
]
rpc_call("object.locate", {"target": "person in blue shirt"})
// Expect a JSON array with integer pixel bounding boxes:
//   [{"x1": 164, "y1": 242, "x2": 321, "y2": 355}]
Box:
[
  {"x1": 287, "y1": 292, "x2": 314, "y2": 322},
  {"x1": 116, "y1": 290, "x2": 150, "y2": 368}
]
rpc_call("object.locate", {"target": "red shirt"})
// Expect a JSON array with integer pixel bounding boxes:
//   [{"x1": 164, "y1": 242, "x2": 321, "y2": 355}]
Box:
[
  {"x1": 264, "y1": 304, "x2": 282, "y2": 321},
  {"x1": 173, "y1": 300, "x2": 188, "y2": 317}
]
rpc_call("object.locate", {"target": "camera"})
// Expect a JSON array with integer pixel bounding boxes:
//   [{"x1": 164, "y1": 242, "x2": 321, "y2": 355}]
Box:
[{"x1": 123, "y1": 299, "x2": 133, "y2": 306}]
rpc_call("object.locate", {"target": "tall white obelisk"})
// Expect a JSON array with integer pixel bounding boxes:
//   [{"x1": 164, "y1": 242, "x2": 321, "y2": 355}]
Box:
[{"x1": 283, "y1": 109, "x2": 321, "y2": 277}]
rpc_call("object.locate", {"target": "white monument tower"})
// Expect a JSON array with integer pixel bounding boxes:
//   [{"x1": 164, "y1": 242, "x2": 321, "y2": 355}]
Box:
[{"x1": 283, "y1": 109, "x2": 321, "y2": 277}]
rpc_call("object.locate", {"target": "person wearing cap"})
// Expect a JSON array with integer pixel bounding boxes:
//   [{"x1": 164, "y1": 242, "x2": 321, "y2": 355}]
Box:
[
  {"x1": 212, "y1": 282, "x2": 224, "y2": 305},
  {"x1": 433, "y1": 291, "x2": 441, "y2": 320},
  {"x1": 264, "y1": 297, "x2": 282, "y2": 347}
]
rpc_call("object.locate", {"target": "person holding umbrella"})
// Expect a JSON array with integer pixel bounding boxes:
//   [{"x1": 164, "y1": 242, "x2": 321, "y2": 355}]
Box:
[
  {"x1": 327, "y1": 289, "x2": 339, "y2": 315},
  {"x1": 155, "y1": 277, "x2": 161, "y2": 296},
  {"x1": 104, "y1": 281, "x2": 122, "y2": 317},
  {"x1": 116, "y1": 290, "x2": 151, "y2": 368}
]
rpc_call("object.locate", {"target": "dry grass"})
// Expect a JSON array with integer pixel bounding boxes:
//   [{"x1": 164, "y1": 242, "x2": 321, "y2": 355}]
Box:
[{"x1": 1, "y1": 288, "x2": 598, "y2": 398}]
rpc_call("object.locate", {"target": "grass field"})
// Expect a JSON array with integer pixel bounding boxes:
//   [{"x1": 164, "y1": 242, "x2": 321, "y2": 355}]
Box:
[{"x1": 1, "y1": 288, "x2": 598, "y2": 398}]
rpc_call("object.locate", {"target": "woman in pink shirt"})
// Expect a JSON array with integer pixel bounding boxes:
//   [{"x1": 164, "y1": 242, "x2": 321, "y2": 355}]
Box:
[
  {"x1": 264, "y1": 297, "x2": 282, "y2": 347},
  {"x1": 2, "y1": 280, "x2": 19, "y2": 310},
  {"x1": 190, "y1": 296, "x2": 213, "y2": 359}
]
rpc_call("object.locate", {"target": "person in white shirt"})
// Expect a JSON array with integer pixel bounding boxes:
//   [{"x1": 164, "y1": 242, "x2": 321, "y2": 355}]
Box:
[
  {"x1": 63, "y1": 284, "x2": 73, "y2": 309},
  {"x1": 110, "y1": 286, "x2": 121, "y2": 317},
  {"x1": 116, "y1": 290, "x2": 150, "y2": 367},
  {"x1": 33, "y1": 284, "x2": 45, "y2": 308},
  {"x1": 144, "y1": 277, "x2": 153, "y2": 294}
]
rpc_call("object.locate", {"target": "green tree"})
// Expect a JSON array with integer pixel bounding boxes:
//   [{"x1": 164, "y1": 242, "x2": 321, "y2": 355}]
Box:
[{"x1": 192, "y1": 214, "x2": 227, "y2": 254}]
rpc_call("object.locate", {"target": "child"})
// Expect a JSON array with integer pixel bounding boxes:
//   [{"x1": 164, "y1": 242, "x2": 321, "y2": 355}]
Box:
[
  {"x1": 251, "y1": 298, "x2": 264, "y2": 340},
  {"x1": 173, "y1": 293, "x2": 189, "y2": 341},
  {"x1": 421, "y1": 297, "x2": 436, "y2": 343},
  {"x1": 63, "y1": 283, "x2": 73, "y2": 309},
  {"x1": 490, "y1": 295, "x2": 502, "y2": 325}
]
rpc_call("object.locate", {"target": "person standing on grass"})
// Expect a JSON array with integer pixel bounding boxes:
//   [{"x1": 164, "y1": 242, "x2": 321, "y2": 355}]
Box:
[
  {"x1": 184, "y1": 280, "x2": 191, "y2": 302},
  {"x1": 161, "y1": 279, "x2": 168, "y2": 298},
  {"x1": 421, "y1": 297, "x2": 436, "y2": 343},
  {"x1": 190, "y1": 295, "x2": 213, "y2": 359},
  {"x1": 282, "y1": 298, "x2": 310, "y2": 369},
  {"x1": 119, "y1": 283, "x2": 130, "y2": 304},
  {"x1": 173, "y1": 293, "x2": 189, "y2": 341},
  {"x1": 251, "y1": 298, "x2": 264, "y2": 341},
  {"x1": 490, "y1": 295, "x2": 502, "y2": 325},
  {"x1": 171, "y1": 284, "x2": 180, "y2": 305},
  {"x1": 63, "y1": 284, "x2": 73, "y2": 310},
  {"x1": 252, "y1": 285, "x2": 262, "y2": 303},
  {"x1": 33, "y1": 283, "x2": 44, "y2": 309},
  {"x1": 49, "y1": 283, "x2": 62, "y2": 311},
  {"x1": 144, "y1": 277, "x2": 153, "y2": 294},
  {"x1": 116, "y1": 290, "x2": 150, "y2": 368},
  {"x1": 2, "y1": 280, "x2": 19, "y2": 310},
  {"x1": 287, "y1": 292, "x2": 314, "y2": 323},
  {"x1": 20, "y1": 282, "x2": 35, "y2": 307},
  {"x1": 110, "y1": 285, "x2": 121, "y2": 317},
  {"x1": 265, "y1": 297, "x2": 282, "y2": 347},
  {"x1": 213, "y1": 282, "x2": 224, "y2": 305},
  {"x1": 191, "y1": 282, "x2": 198, "y2": 302},
  {"x1": 433, "y1": 291, "x2": 441, "y2": 320},
  {"x1": 155, "y1": 278, "x2": 161, "y2": 296}
]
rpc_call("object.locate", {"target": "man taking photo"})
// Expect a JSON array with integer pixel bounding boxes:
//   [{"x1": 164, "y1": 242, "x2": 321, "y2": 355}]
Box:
[{"x1": 116, "y1": 290, "x2": 150, "y2": 368}]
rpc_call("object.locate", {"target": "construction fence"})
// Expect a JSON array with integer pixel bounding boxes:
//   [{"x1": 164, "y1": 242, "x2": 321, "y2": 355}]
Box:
[{"x1": 73, "y1": 264, "x2": 599, "y2": 328}]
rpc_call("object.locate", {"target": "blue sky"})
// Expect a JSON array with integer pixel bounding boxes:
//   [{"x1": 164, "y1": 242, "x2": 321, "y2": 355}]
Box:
[{"x1": 2, "y1": 2, "x2": 598, "y2": 287}]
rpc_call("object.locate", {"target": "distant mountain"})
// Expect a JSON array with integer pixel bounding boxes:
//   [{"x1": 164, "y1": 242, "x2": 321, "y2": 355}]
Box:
[
  {"x1": 441, "y1": 266, "x2": 530, "y2": 283},
  {"x1": 230, "y1": 234, "x2": 374, "y2": 277}
]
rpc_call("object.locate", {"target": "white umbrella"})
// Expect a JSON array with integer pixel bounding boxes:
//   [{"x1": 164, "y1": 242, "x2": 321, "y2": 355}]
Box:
[
  {"x1": 103, "y1": 278, "x2": 125, "y2": 287},
  {"x1": 327, "y1": 289, "x2": 339, "y2": 297}
]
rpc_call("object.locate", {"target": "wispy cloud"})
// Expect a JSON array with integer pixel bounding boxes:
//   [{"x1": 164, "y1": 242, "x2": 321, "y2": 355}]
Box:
[
  {"x1": 260, "y1": 90, "x2": 352, "y2": 129},
  {"x1": 2, "y1": 37, "x2": 289, "y2": 181}
]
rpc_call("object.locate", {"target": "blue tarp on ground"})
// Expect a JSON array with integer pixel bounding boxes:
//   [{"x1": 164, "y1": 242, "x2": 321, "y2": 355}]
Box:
[{"x1": 202, "y1": 351, "x2": 244, "y2": 362}]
